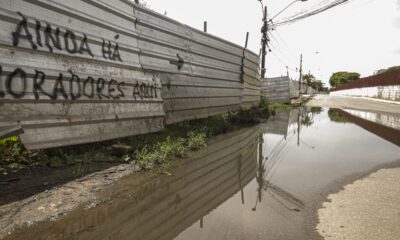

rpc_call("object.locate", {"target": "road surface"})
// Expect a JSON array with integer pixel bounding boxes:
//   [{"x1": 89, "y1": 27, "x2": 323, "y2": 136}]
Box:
[
  {"x1": 309, "y1": 94, "x2": 400, "y2": 240},
  {"x1": 307, "y1": 94, "x2": 400, "y2": 114}
]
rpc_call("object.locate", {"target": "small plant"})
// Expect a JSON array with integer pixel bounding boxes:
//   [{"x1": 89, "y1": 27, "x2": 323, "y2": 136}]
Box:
[
  {"x1": 268, "y1": 103, "x2": 293, "y2": 112},
  {"x1": 72, "y1": 162, "x2": 86, "y2": 177},
  {"x1": 49, "y1": 156, "x2": 63, "y2": 168},
  {"x1": 187, "y1": 131, "x2": 207, "y2": 150},
  {"x1": 134, "y1": 145, "x2": 165, "y2": 170},
  {"x1": 171, "y1": 138, "x2": 186, "y2": 157},
  {"x1": 93, "y1": 152, "x2": 109, "y2": 162}
]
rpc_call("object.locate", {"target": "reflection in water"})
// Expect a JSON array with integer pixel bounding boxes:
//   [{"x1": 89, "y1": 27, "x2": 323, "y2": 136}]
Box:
[
  {"x1": 342, "y1": 108, "x2": 400, "y2": 130},
  {"x1": 5, "y1": 107, "x2": 400, "y2": 240},
  {"x1": 328, "y1": 108, "x2": 349, "y2": 123},
  {"x1": 6, "y1": 126, "x2": 263, "y2": 240},
  {"x1": 330, "y1": 108, "x2": 400, "y2": 146}
]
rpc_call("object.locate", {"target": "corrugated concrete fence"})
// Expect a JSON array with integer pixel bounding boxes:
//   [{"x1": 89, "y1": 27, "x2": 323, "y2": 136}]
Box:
[
  {"x1": 261, "y1": 76, "x2": 290, "y2": 103},
  {"x1": 0, "y1": 0, "x2": 260, "y2": 149},
  {"x1": 290, "y1": 80, "x2": 316, "y2": 98},
  {"x1": 262, "y1": 77, "x2": 316, "y2": 103}
]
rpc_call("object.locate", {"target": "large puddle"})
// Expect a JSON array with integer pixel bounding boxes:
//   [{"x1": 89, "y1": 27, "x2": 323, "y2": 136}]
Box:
[{"x1": 4, "y1": 107, "x2": 400, "y2": 240}]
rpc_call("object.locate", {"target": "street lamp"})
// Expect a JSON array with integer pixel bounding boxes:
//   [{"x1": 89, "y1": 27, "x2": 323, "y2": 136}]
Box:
[{"x1": 258, "y1": 0, "x2": 308, "y2": 79}]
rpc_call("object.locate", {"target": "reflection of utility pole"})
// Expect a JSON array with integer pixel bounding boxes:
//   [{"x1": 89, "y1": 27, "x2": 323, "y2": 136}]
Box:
[
  {"x1": 238, "y1": 155, "x2": 245, "y2": 205},
  {"x1": 257, "y1": 134, "x2": 264, "y2": 203},
  {"x1": 298, "y1": 54, "x2": 303, "y2": 95},
  {"x1": 253, "y1": 134, "x2": 265, "y2": 211},
  {"x1": 297, "y1": 110, "x2": 301, "y2": 146}
]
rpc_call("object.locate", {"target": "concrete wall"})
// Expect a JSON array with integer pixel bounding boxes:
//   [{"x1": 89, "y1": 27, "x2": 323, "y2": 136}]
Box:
[
  {"x1": 290, "y1": 80, "x2": 316, "y2": 98},
  {"x1": 261, "y1": 76, "x2": 290, "y2": 103},
  {"x1": 331, "y1": 85, "x2": 400, "y2": 102},
  {"x1": 0, "y1": 0, "x2": 261, "y2": 149},
  {"x1": 331, "y1": 69, "x2": 400, "y2": 102},
  {"x1": 261, "y1": 77, "x2": 316, "y2": 102}
]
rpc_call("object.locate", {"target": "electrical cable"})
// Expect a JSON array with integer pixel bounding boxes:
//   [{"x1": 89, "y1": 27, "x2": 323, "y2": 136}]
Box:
[{"x1": 271, "y1": 0, "x2": 350, "y2": 28}]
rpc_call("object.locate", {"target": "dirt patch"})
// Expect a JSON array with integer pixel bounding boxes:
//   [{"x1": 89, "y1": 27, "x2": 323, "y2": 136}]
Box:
[{"x1": 0, "y1": 163, "x2": 139, "y2": 239}]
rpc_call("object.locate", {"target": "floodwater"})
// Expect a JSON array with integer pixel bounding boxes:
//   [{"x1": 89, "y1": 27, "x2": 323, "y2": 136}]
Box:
[{"x1": 5, "y1": 107, "x2": 400, "y2": 240}]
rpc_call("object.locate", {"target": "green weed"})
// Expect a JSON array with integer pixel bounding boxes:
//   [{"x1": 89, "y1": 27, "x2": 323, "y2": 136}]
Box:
[{"x1": 187, "y1": 131, "x2": 207, "y2": 150}]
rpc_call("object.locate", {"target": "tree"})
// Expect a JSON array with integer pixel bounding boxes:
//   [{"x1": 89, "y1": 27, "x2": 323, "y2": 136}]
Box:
[
  {"x1": 374, "y1": 69, "x2": 386, "y2": 75},
  {"x1": 374, "y1": 66, "x2": 400, "y2": 75},
  {"x1": 385, "y1": 65, "x2": 400, "y2": 73},
  {"x1": 303, "y1": 73, "x2": 316, "y2": 86},
  {"x1": 312, "y1": 80, "x2": 325, "y2": 92},
  {"x1": 303, "y1": 73, "x2": 325, "y2": 92},
  {"x1": 329, "y1": 72, "x2": 360, "y2": 88}
]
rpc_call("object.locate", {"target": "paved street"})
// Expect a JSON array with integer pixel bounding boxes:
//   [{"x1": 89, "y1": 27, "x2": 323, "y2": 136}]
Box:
[
  {"x1": 308, "y1": 94, "x2": 400, "y2": 240},
  {"x1": 307, "y1": 94, "x2": 400, "y2": 114}
]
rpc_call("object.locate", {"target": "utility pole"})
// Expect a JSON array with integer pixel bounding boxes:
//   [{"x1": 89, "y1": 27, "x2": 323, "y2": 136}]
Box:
[
  {"x1": 298, "y1": 54, "x2": 303, "y2": 94},
  {"x1": 260, "y1": 6, "x2": 268, "y2": 79},
  {"x1": 286, "y1": 66, "x2": 289, "y2": 78}
]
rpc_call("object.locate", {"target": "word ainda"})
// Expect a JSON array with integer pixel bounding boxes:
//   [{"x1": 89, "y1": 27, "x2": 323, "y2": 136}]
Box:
[{"x1": 12, "y1": 12, "x2": 122, "y2": 62}]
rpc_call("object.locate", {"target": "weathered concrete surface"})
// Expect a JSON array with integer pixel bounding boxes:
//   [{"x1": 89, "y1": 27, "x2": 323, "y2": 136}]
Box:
[
  {"x1": 0, "y1": 0, "x2": 260, "y2": 149},
  {"x1": 307, "y1": 94, "x2": 400, "y2": 114},
  {"x1": 331, "y1": 85, "x2": 400, "y2": 102},
  {"x1": 317, "y1": 168, "x2": 400, "y2": 240},
  {"x1": 261, "y1": 76, "x2": 290, "y2": 103}
]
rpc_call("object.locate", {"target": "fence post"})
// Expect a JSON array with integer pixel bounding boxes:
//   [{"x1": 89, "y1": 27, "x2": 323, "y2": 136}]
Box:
[{"x1": 240, "y1": 32, "x2": 249, "y2": 83}]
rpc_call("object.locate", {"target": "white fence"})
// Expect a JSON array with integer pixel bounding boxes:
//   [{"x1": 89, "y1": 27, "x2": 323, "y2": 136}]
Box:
[{"x1": 331, "y1": 86, "x2": 400, "y2": 102}]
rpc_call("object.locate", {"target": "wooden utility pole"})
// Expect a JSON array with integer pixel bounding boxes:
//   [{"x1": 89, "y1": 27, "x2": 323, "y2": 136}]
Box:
[
  {"x1": 245, "y1": 32, "x2": 249, "y2": 48},
  {"x1": 261, "y1": 6, "x2": 268, "y2": 79},
  {"x1": 298, "y1": 54, "x2": 303, "y2": 94},
  {"x1": 286, "y1": 66, "x2": 289, "y2": 78}
]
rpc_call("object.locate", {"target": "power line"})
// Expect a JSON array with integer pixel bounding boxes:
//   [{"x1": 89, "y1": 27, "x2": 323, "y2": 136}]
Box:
[{"x1": 271, "y1": 0, "x2": 350, "y2": 28}]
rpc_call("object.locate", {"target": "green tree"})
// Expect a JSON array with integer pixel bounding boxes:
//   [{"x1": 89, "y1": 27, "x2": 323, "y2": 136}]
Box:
[
  {"x1": 303, "y1": 73, "x2": 316, "y2": 86},
  {"x1": 374, "y1": 66, "x2": 400, "y2": 75},
  {"x1": 303, "y1": 73, "x2": 325, "y2": 91},
  {"x1": 385, "y1": 65, "x2": 400, "y2": 73},
  {"x1": 329, "y1": 72, "x2": 360, "y2": 88}
]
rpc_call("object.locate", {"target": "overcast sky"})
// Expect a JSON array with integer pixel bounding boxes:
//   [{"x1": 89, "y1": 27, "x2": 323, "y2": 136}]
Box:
[{"x1": 144, "y1": 0, "x2": 399, "y2": 85}]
